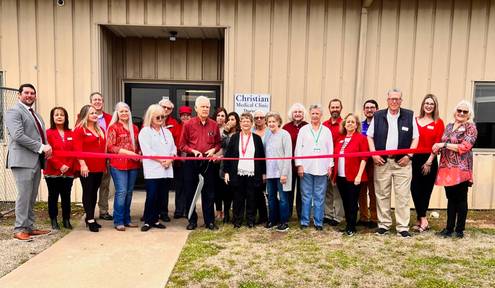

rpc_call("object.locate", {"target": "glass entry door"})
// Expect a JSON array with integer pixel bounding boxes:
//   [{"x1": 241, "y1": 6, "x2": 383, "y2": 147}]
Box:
[{"x1": 124, "y1": 83, "x2": 221, "y2": 128}]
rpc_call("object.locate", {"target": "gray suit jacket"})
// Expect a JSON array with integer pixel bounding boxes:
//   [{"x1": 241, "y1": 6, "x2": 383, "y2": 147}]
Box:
[{"x1": 5, "y1": 102, "x2": 47, "y2": 169}]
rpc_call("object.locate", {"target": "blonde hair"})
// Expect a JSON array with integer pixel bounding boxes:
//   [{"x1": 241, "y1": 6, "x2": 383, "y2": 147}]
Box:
[
  {"x1": 76, "y1": 105, "x2": 104, "y2": 138},
  {"x1": 339, "y1": 113, "x2": 362, "y2": 135},
  {"x1": 143, "y1": 104, "x2": 165, "y2": 127},
  {"x1": 453, "y1": 100, "x2": 475, "y2": 121},
  {"x1": 109, "y1": 102, "x2": 136, "y2": 149},
  {"x1": 266, "y1": 112, "x2": 282, "y2": 128}
]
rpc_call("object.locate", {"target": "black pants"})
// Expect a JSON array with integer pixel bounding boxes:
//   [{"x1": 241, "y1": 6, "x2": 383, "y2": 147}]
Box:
[
  {"x1": 213, "y1": 163, "x2": 226, "y2": 212},
  {"x1": 233, "y1": 176, "x2": 257, "y2": 226},
  {"x1": 255, "y1": 186, "x2": 268, "y2": 223},
  {"x1": 46, "y1": 177, "x2": 74, "y2": 220},
  {"x1": 411, "y1": 154, "x2": 438, "y2": 218},
  {"x1": 336, "y1": 176, "x2": 361, "y2": 232},
  {"x1": 173, "y1": 162, "x2": 187, "y2": 217},
  {"x1": 144, "y1": 178, "x2": 169, "y2": 225},
  {"x1": 445, "y1": 181, "x2": 469, "y2": 233},
  {"x1": 184, "y1": 160, "x2": 216, "y2": 226},
  {"x1": 289, "y1": 171, "x2": 302, "y2": 220},
  {"x1": 80, "y1": 172, "x2": 103, "y2": 221},
  {"x1": 158, "y1": 178, "x2": 171, "y2": 218}
]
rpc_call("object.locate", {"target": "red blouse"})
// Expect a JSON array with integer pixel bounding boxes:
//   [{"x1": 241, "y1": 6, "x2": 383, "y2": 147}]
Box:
[
  {"x1": 282, "y1": 121, "x2": 308, "y2": 153},
  {"x1": 332, "y1": 133, "x2": 369, "y2": 183},
  {"x1": 73, "y1": 126, "x2": 107, "y2": 173},
  {"x1": 164, "y1": 116, "x2": 182, "y2": 147},
  {"x1": 416, "y1": 117, "x2": 445, "y2": 150},
  {"x1": 44, "y1": 128, "x2": 75, "y2": 177},
  {"x1": 107, "y1": 122, "x2": 141, "y2": 170}
]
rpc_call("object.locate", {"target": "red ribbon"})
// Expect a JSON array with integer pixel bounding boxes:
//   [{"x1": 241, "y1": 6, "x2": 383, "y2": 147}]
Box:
[{"x1": 53, "y1": 148, "x2": 432, "y2": 161}]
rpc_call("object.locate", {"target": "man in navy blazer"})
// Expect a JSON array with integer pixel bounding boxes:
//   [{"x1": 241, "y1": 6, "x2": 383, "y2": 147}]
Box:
[{"x1": 6, "y1": 83, "x2": 52, "y2": 241}]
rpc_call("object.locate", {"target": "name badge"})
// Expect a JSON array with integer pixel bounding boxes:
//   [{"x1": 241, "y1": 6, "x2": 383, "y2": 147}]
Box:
[
  {"x1": 427, "y1": 125, "x2": 434, "y2": 130},
  {"x1": 67, "y1": 137, "x2": 73, "y2": 141},
  {"x1": 401, "y1": 126, "x2": 409, "y2": 131},
  {"x1": 458, "y1": 127, "x2": 466, "y2": 132},
  {"x1": 313, "y1": 147, "x2": 321, "y2": 153},
  {"x1": 86, "y1": 133, "x2": 93, "y2": 136},
  {"x1": 339, "y1": 140, "x2": 344, "y2": 143}
]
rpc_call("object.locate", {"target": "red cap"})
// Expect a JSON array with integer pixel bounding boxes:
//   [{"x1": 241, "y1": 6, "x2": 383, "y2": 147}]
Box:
[{"x1": 178, "y1": 106, "x2": 192, "y2": 115}]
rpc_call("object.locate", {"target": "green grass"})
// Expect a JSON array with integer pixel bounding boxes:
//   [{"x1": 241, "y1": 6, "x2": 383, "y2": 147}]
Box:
[{"x1": 166, "y1": 211, "x2": 495, "y2": 287}]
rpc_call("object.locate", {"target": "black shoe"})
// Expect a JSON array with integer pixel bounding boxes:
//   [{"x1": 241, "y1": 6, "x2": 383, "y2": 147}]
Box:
[
  {"x1": 86, "y1": 221, "x2": 99, "y2": 232},
  {"x1": 328, "y1": 219, "x2": 340, "y2": 226},
  {"x1": 99, "y1": 213, "x2": 113, "y2": 221},
  {"x1": 375, "y1": 228, "x2": 389, "y2": 235},
  {"x1": 160, "y1": 215, "x2": 171, "y2": 222},
  {"x1": 300, "y1": 224, "x2": 308, "y2": 230},
  {"x1": 368, "y1": 221, "x2": 378, "y2": 229},
  {"x1": 397, "y1": 231, "x2": 412, "y2": 238},
  {"x1": 207, "y1": 223, "x2": 219, "y2": 230},
  {"x1": 276, "y1": 223, "x2": 289, "y2": 232},
  {"x1": 152, "y1": 222, "x2": 166, "y2": 229},
  {"x1": 256, "y1": 218, "x2": 267, "y2": 225},
  {"x1": 247, "y1": 223, "x2": 255, "y2": 228},
  {"x1": 315, "y1": 225, "x2": 323, "y2": 231},
  {"x1": 62, "y1": 219, "x2": 73, "y2": 229},
  {"x1": 140, "y1": 216, "x2": 144, "y2": 222},
  {"x1": 233, "y1": 223, "x2": 241, "y2": 229},
  {"x1": 94, "y1": 221, "x2": 102, "y2": 229},
  {"x1": 265, "y1": 222, "x2": 276, "y2": 229},
  {"x1": 223, "y1": 213, "x2": 230, "y2": 223},
  {"x1": 436, "y1": 228, "x2": 453, "y2": 238},
  {"x1": 455, "y1": 231, "x2": 464, "y2": 238},
  {"x1": 141, "y1": 224, "x2": 151, "y2": 232},
  {"x1": 173, "y1": 214, "x2": 183, "y2": 219},
  {"x1": 186, "y1": 223, "x2": 197, "y2": 230},
  {"x1": 344, "y1": 230, "x2": 355, "y2": 236},
  {"x1": 51, "y1": 219, "x2": 60, "y2": 230}
]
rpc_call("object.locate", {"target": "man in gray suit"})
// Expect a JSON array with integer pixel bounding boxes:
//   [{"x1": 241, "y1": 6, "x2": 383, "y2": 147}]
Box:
[{"x1": 6, "y1": 83, "x2": 52, "y2": 241}]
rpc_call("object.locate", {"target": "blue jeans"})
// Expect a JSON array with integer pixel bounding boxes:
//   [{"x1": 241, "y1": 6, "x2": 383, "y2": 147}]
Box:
[
  {"x1": 300, "y1": 173, "x2": 328, "y2": 227},
  {"x1": 266, "y1": 178, "x2": 290, "y2": 224},
  {"x1": 110, "y1": 167, "x2": 138, "y2": 226}
]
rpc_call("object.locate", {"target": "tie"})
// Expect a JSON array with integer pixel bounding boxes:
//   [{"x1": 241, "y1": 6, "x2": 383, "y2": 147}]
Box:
[{"x1": 29, "y1": 107, "x2": 46, "y2": 144}]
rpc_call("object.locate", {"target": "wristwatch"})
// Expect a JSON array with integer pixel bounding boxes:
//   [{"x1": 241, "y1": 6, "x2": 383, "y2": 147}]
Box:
[{"x1": 406, "y1": 154, "x2": 413, "y2": 159}]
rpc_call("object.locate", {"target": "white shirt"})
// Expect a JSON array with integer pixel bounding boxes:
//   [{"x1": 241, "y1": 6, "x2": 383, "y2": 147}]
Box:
[
  {"x1": 367, "y1": 109, "x2": 419, "y2": 150},
  {"x1": 138, "y1": 126, "x2": 177, "y2": 179},
  {"x1": 294, "y1": 123, "x2": 334, "y2": 176},
  {"x1": 338, "y1": 137, "x2": 351, "y2": 177},
  {"x1": 237, "y1": 132, "x2": 255, "y2": 176}
]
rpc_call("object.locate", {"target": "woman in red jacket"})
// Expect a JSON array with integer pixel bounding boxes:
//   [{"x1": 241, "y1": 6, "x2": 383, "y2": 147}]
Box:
[
  {"x1": 333, "y1": 113, "x2": 369, "y2": 236},
  {"x1": 44, "y1": 107, "x2": 75, "y2": 230},
  {"x1": 73, "y1": 105, "x2": 107, "y2": 232}
]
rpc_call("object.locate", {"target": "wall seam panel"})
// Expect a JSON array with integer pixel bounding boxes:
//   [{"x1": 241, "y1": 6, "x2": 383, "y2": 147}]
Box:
[
  {"x1": 285, "y1": 0, "x2": 292, "y2": 102},
  {"x1": 16, "y1": 0, "x2": 21, "y2": 83},
  {"x1": 162, "y1": 0, "x2": 166, "y2": 25},
  {"x1": 72, "y1": 0, "x2": 77, "y2": 110},
  {"x1": 373, "y1": 0, "x2": 382, "y2": 100},
  {"x1": 393, "y1": 0, "x2": 400, "y2": 87},
  {"x1": 338, "y1": 0, "x2": 346, "y2": 98},
  {"x1": 268, "y1": 0, "x2": 274, "y2": 93},
  {"x1": 198, "y1": 0, "x2": 202, "y2": 25},
  {"x1": 481, "y1": 0, "x2": 491, "y2": 79},
  {"x1": 34, "y1": 0, "x2": 40, "y2": 97},
  {"x1": 426, "y1": 0, "x2": 437, "y2": 92},
  {"x1": 320, "y1": 0, "x2": 329, "y2": 99},
  {"x1": 463, "y1": 0, "x2": 473, "y2": 100},
  {"x1": 303, "y1": 0, "x2": 310, "y2": 102},
  {"x1": 52, "y1": 0, "x2": 58, "y2": 102},
  {"x1": 251, "y1": 0, "x2": 256, "y2": 91},
  {"x1": 444, "y1": 0, "x2": 455, "y2": 115},
  {"x1": 408, "y1": 0, "x2": 418, "y2": 99}
]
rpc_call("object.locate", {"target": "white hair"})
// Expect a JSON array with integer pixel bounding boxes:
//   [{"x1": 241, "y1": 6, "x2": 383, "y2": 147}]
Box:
[
  {"x1": 287, "y1": 103, "x2": 306, "y2": 122},
  {"x1": 108, "y1": 102, "x2": 136, "y2": 149},
  {"x1": 158, "y1": 99, "x2": 174, "y2": 109},
  {"x1": 253, "y1": 109, "x2": 266, "y2": 117},
  {"x1": 454, "y1": 100, "x2": 475, "y2": 121},
  {"x1": 308, "y1": 104, "x2": 323, "y2": 114},
  {"x1": 194, "y1": 96, "x2": 210, "y2": 108}
]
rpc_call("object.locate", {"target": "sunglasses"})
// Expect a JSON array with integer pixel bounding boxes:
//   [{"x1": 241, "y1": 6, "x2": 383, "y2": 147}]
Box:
[
  {"x1": 456, "y1": 109, "x2": 469, "y2": 115},
  {"x1": 162, "y1": 106, "x2": 172, "y2": 110},
  {"x1": 155, "y1": 115, "x2": 166, "y2": 120},
  {"x1": 254, "y1": 116, "x2": 265, "y2": 120}
]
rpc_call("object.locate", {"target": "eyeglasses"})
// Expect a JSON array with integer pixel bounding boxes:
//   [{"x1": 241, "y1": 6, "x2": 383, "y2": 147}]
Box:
[
  {"x1": 162, "y1": 106, "x2": 172, "y2": 110},
  {"x1": 155, "y1": 115, "x2": 166, "y2": 120},
  {"x1": 254, "y1": 116, "x2": 264, "y2": 120},
  {"x1": 456, "y1": 109, "x2": 469, "y2": 115},
  {"x1": 388, "y1": 98, "x2": 402, "y2": 102}
]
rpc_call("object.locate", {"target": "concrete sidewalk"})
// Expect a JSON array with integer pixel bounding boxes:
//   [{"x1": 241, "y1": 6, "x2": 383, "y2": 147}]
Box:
[{"x1": 0, "y1": 192, "x2": 191, "y2": 288}]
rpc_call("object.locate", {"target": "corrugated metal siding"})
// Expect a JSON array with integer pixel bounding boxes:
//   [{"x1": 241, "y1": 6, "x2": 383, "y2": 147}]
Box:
[{"x1": 0, "y1": 0, "x2": 494, "y2": 207}]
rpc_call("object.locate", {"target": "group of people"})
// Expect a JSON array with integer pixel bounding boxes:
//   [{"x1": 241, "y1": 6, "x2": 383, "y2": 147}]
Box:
[{"x1": 6, "y1": 83, "x2": 477, "y2": 241}]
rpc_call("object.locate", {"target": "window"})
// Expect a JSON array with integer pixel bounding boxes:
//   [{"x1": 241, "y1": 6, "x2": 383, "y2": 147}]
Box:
[{"x1": 474, "y1": 82, "x2": 495, "y2": 148}]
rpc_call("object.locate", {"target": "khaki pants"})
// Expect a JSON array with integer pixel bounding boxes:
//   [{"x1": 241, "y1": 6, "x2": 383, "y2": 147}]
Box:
[
  {"x1": 324, "y1": 180, "x2": 344, "y2": 222},
  {"x1": 374, "y1": 159, "x2": 411, "y2": 232},
  {"x1": 98, "y1": 169, "x2": 113, "y2": 215}
]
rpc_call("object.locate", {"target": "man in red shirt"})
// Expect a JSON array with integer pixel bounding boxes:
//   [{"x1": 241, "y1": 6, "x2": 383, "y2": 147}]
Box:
[
  {"x1": 90, "y1": 92, "x2": 113, "y2": 221},
  {"x1": 180, "y1": 96, "x2": 221, "y2": 230},
  {"x1": 322, "y1": 98, "x2": 345, "y2": 226}
]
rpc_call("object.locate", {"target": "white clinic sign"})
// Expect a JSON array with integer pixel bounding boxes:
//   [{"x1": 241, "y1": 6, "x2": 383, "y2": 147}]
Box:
[{"x1": 234, "y1": 93, "x2": 271, "y2": 114}]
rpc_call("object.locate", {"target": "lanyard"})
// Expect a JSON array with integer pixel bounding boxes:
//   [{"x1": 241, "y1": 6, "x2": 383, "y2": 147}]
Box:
[
  {"x1": 241, "y1": 132, "x2": 251, "y2": 157},
  {"x1": 309, "y1": 125, "x2": 323, "y2": 145}
]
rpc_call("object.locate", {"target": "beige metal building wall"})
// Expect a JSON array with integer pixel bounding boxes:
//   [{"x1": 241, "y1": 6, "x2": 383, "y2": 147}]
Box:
[{"x1": 0, "y1": 0, "x2": 494, "y2": 208}]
